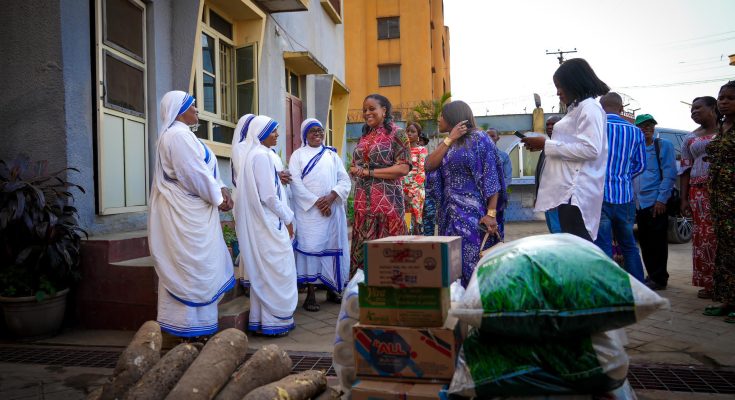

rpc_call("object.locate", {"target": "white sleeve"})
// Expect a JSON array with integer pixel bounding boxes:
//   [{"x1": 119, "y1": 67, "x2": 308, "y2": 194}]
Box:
[
  {"x1": 253, "y1": 153, "x2": 294, "y2": 224},
  {"x1": 332, "y1": 155, "x2": 352, "y2": 202},
  {"x1": 169, "y1": 133, "x2": 224, "y2": 206},
  {"x1": 544, "y1": 105, "x2": 605, "y2": 162},
  {"x1": 288, "y1": 152, "x2": 320, "y2": 212}
]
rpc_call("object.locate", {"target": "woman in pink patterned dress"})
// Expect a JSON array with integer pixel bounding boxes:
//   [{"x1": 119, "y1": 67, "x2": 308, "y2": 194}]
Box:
[
  {"x1": 348, "y1": 94, "x2": 411, "y2": 277},
  {"x1": 403, "y1": 122, "x2": 428, "y2": 235},
  {"x1": 681, "y1": 96, "x2": 719, "y2": 299}
]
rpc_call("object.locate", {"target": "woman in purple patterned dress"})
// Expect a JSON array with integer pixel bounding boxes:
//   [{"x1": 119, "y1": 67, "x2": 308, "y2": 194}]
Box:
[{"x1": 425, "y1": 101, "x2": 506, "y2": 287}]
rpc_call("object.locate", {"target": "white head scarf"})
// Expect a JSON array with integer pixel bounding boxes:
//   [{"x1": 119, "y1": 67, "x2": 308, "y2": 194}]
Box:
[
  {"x1": 230, "y1": 114, "x2": 256, "y2": 186},
  {"x1": 232, "y1": 115, "x2": 279, "y2": 188},
  {"x1": 300, "y1": 118, "x2": 323, "y2": 147},
  {"x1": 232, "y1": 114, "x2": 256, "y2": 147},
  {"x1": 159, "y1": 91, "x2": 194, "y2": 136}
]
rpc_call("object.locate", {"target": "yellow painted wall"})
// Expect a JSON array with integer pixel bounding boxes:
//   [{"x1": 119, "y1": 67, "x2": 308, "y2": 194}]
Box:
[{"x1": 344, "y1": 0, "x2": 451, "y2": 119}]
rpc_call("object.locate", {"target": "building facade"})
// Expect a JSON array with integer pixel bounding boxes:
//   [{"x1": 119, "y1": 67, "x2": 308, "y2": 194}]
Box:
[
  {"x1": 344, "y1": 0, "x2": 450, "y2": 121},
  {"x1": 1, "y1": 0, "x2": 348, "y2": 235}
]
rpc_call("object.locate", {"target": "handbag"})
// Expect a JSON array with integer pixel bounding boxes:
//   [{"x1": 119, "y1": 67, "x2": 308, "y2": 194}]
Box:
[{"x1": 653, "y1": 138, "x2": 681, "y2": 216}]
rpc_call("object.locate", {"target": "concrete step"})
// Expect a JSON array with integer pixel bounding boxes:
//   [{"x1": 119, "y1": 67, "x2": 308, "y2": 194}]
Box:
[
  {"x1": 77, "y1": 232, "x2": 156, "y2": 330},
  {"x1": 218, "y1": 295, "x2": 250, "y2": 332},
  {"x1": 109, "y1": 255, "x2": 154, "y2": 267}
]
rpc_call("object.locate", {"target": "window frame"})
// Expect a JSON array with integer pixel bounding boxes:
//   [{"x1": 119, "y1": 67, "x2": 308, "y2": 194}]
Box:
[
  {"x1": 235, "y1": 42, "x2": 258, "y2": 121},
  {"x1": 378, "y1": 64, "x2": 401, "y2": 87},
  {"x1": 377, "y1": 16, "x2": 400, "y2": 40},
  {"x1": 194, "y1": 6, "x2": 237, "y2": 150},
  {"x1": 285, "y1": 67, "x2": 302, "y2": 99}
]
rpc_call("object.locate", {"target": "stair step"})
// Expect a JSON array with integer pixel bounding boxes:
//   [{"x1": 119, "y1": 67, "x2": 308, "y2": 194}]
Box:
[
  {"x1": 218, "y1": 295, "x2": 250, "y2": 332},
  {"x1": 110, "y1": 255, "x2": 154, "y2": 268}
]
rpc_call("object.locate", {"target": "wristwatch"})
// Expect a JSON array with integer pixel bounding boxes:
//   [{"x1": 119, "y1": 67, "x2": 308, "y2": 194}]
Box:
[
  {"x1": 443, "y1": 137, "x2": 453, "y2": 147},
  {"x1": 486, "y1": 209, "x2": 497, "y2": 218}
]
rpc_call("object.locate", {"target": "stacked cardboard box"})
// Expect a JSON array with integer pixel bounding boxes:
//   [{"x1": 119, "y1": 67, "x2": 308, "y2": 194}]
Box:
[{"x1": 351, "y1": 236, "x2": 462, "y2": 398}]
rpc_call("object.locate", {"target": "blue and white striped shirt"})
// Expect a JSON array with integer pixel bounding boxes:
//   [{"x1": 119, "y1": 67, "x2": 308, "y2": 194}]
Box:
[{"x1": 603, "y1": 114, "x2": 646, "y2": 203}]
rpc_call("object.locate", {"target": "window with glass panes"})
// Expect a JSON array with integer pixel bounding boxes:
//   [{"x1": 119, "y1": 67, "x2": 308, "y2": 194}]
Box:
[
  {"x1": 193, "y1": 5, "x2": 257, "y2": 147},
  {"x1": 285, "y1": 68, "x2": 301, "y2": 98}
]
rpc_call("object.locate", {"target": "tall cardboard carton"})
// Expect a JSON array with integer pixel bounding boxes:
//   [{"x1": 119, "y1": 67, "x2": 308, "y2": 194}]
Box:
[{"x1": 364, "y1": 236, "x2": 462, "y2": 288}]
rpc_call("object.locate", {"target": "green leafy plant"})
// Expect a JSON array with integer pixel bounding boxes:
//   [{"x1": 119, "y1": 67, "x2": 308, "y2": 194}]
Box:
[
  {"x1": 410, "y1": 92, "x2": 452, "y2": 126},
  {"x1": 0, "y1": 155, "x2": 87, "y2": 300},
  {"x1": 221, "y1": 224, "x2": 237, "y2": 247}
]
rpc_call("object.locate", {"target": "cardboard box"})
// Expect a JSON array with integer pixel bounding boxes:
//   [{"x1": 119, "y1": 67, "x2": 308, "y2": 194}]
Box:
[
  {"x1": 351, "y1": 379, "x2": 448, "y2": 400},
  {"x1": 353, "y1": 318, "x2": 459, "y2": 382},
  {"x1": 364, "y1": 236, "x2": 462, "y2": 288},
  {"x1": 358, "y1": 283, "x2": 450, "y2": 327}
]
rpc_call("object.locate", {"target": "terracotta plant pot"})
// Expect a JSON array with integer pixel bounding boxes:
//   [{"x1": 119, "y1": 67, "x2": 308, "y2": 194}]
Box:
[{"x1": 0, "y1": 288, "x2": 69, "y2": 339}]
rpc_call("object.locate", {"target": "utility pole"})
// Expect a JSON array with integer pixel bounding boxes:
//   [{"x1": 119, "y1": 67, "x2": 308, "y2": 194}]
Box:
[
  {"x1": 546, "y1": 48, "x2": 577, "y2": 113},
  {"x1": 545, "y1": 48, "x2": 577, "y2": 65}
]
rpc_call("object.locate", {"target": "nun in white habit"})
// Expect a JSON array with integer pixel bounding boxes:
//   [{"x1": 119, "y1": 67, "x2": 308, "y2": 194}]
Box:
[
  {"x1": 148, "y1": 90, "x2": 235, "y2": 338},
  {"x1": 233, "y1": 115, "x2": 297, "y2": 337},
  {"x1": 289, "y1": 118, "x2": 351, "y2": 312}
]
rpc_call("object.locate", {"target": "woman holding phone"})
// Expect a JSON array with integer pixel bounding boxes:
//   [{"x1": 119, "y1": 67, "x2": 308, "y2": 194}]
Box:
[
  {"x1": 425, "y1": 100, "x2": 506, "y2": 287},
  {"x1": 522, "y1": 58, "x2": 609, "y2": 241}
]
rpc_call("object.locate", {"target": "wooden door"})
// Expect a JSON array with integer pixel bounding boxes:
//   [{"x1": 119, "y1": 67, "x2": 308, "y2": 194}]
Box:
[{"x1": 285, "y1": 94, "x2": 303, "y2": 160}]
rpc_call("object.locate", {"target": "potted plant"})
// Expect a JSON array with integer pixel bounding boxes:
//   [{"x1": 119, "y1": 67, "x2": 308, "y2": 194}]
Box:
[
  {"x1": 222, "y1": 223, "x2": 238, "y2": 262},
  {"x1": 0, "y1": 155, "x2": 86, "y2": 339}
]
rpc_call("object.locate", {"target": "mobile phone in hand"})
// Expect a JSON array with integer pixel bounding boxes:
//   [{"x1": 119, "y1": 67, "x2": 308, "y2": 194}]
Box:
[{"x1": 514, "y1": 131, "x2": 526, "y2": 139}]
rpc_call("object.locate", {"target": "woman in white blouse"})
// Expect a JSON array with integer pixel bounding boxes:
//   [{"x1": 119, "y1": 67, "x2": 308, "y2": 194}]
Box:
[{"x1": 522, "y1": 58, "x2": 609, "y2": 241}]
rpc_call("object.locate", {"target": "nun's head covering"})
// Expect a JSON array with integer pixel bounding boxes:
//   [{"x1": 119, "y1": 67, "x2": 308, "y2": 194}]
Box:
[
  {"x1": 300, "y1": 118, "x2": 323, "y2": 147},
  {"x1": 232, "y1": 115, "x2": 279, "y2": 186},
  {"x1": 159, "y1": 91, "x2": 194, "y2": 135},
  {"x1": 248, "y1": 115, "x2": 279, "y2": 144},
  {"x1": 233, "y1": 114, "x2": 256, "y2": 147}
]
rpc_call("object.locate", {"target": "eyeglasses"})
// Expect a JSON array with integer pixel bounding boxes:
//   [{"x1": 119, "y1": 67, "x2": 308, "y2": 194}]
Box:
[{"x1": 308, "y1": 128, "x2": 325, "y2": 135}]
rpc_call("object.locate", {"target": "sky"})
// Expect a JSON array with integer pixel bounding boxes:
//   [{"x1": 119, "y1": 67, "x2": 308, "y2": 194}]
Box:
[{"x1": 443, "y1": 0, "x2": 735, "y2": 130}]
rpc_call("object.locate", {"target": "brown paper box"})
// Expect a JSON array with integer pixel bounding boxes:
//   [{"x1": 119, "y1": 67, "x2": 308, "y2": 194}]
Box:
[
  {"x1": 364, "y1": 236, "x2": 462, "y2": 288},
  {"x1": 353, "y1": 318, "x2": 459, "y2": 382},
  {"x1": 351, "y1": 379, "x2": 448, "y2": 400}
]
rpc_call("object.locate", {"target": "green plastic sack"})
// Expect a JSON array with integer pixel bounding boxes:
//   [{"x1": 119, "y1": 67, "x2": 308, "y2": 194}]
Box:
[
  {"x1": 451, "y1": 234, "x2": 669, "y2": 338},
  {"x1": 448, "y1": 329, "x2": 629, "y2": 398}
]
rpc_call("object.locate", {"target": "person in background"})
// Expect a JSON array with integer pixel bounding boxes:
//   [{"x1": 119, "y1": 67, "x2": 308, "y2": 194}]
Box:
[
  {"x1": 420, "y1": 133, "x2": 437, "y2": 236},
  {"x1": 425, "y1": 100, "x2": 506, "y2": 287},
  {"x1": 703, "y1": 80, "x2": 735, "y2": 323},
  {"x1": 594, "y1": 92, "x2": 646, "y2": 282},
  {"x1": 523, "y1": 58, "x2": 609, "y2": 241},
  {"x1": 348, "y1": 94, "x2": 411, "y2": 277},
  {"x1": 233, "y1": 115, "x2": 297, "y2": 337},
  {"x1": 486, "y1": 128, "x2": 512, "y2": 189},
  {"x1": 681, "y1": 96, "x2": 719, "y2": 299},
  {"x1": 634, "y1": 114, "x2": 676, "y2": 291},
  {"x1": 148, "y1": 91, "x2": 234, "y2": 339},
  {"x1": 535, "y1": 115, "x2": 562, "y2": 233},
  {"x1": 403, "y1": 122, "x2": 428, "y2": 234},
  {"x1": 289, "y1": 118, "x2": 351, "y2": 312}
]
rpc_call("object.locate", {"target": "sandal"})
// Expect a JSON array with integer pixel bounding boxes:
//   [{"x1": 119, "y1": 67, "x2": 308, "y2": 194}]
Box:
[
  {"x1": 326, "y1": 291, "x2": 343, "y2": 304},
  {"x1": 725, "y1": 312, "x2": 735, "y2": 324},
  {"x1": 703, "y1": 304, "x2": 735, "y2": 317},
  {"x1": 697, "y1": 289, "x2": 713, "y2": 299}
]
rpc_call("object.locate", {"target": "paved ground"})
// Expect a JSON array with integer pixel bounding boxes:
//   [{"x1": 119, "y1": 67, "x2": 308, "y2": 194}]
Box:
[{"x1": 2, "y1": 221, "x2": 734, "y2": 399}]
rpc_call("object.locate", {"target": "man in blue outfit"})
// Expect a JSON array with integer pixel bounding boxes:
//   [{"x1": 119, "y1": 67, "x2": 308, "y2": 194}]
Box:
[
  {"x1": 486, "y1": 128, "x2": 512, "y2": 189},
  {"x1": 634, "y1": 114, "x2": 677, "y2": 290},
  {"x1": 594, "y1": 93, "x2": 646, "y2": 282}
]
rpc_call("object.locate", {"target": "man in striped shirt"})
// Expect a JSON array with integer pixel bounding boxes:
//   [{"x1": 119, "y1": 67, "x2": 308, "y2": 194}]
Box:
[{"x1": 594, "y1": 92, "x2": 646, "y2": 282}]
